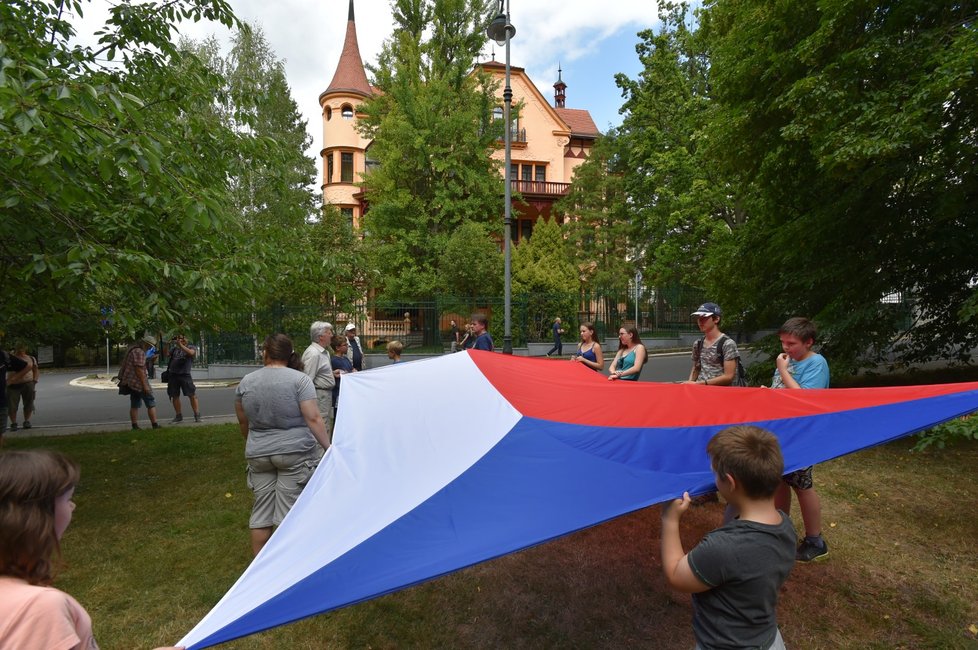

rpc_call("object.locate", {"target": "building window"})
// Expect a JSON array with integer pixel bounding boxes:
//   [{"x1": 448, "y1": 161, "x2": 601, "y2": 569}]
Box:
[
  {"x1": 326, "y1": 152, "x2": 333, "y2": 184},
  {"x1": 325, "y1": 106, "x2": 332, "y2": 121},
  {"x1": 521, "y1": 165, "x2": 532, "y2": 181},
  {"x1": 520, "y1": 219, "x2": 534, "y2": 241},
  {"x1": 341, "y1": 207, "x2": 354, "y2": 227},
  {"x1": 535, "y1": 165, "x2": 546, "y2": 182},
  {"x1": 341, "y1": 104, "x2": 354, "y2": 119},
  {"x1": 492, "y1": 106, "x2": 503, "y2": 122},
  {"x1": 341, "y1": 152, "x2": 354, "y2": 183},
  {"x1": 509, "y1": 163, "x2": 518, "y2": 180}
]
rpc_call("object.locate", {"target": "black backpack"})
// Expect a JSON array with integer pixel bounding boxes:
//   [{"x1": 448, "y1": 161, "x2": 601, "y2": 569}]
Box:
[{"x1": 695, "y1": 334, "x2": 747, "y2": 387}]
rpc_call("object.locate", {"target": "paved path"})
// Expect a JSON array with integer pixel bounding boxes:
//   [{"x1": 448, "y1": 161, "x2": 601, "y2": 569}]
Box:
[{"x1": 4, "y1": 371, "x2": 240, "y2": 439}]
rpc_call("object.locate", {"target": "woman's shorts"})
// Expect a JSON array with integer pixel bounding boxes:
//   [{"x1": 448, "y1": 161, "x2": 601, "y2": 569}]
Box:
[{"x1": 247, "y1": 448, "x2": 323, "y2": 528}]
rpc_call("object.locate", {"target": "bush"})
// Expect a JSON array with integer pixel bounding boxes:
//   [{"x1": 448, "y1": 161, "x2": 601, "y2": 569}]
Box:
[{"x1": 914, "y1": 414, "x2": 978, "y2": 451}]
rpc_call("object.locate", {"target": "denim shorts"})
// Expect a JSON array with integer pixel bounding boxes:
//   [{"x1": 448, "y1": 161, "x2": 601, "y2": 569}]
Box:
[{"x1": 129, "y1": 391, "x2": 156, "y2": 409}]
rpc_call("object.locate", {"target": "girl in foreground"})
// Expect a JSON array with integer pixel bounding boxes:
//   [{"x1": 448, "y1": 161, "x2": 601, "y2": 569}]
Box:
[{"x1": 0, "y1": 450, "x2": 181, "y2": 650}]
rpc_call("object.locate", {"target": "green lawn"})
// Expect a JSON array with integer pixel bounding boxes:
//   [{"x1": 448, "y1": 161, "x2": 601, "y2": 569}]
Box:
[{"x1": 6, "y1": 426, "x2": 977, "y2": 649}]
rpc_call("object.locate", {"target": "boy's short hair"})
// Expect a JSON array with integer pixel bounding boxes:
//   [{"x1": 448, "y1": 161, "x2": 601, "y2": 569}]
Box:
[
  {"x1": 387, "y1": 340, "x2": 403, "y2": 356},
  {"x1": 470, "y1": 313, "x2": 489, "y2": 328},
  {"x1": 707, "y1": 425, "x2": 784, "y2": 499},
  {"x1": 778, "y1": 317, "x2": 817, "y2": 344}
]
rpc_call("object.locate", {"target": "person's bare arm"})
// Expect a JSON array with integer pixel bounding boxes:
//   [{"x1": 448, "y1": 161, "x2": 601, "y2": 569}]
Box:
[
  {"x1": 660, "y1": 493, "x2": 710, "y2": 593},
  {"x1": 299, "y1": 399, "x2": 330, "y2": 449},
  {"x1": 234, "y1": 401, "x2": 249, "y2": 440}
]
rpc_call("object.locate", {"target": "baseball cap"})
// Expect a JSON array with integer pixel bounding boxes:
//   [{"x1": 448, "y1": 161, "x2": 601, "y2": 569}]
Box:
[
  {"x1": 691, "y1": 302, "x2": 722, "y2": 317},
  {"x1": 345, "y1": 323, "x2": 357, "y2": 331}
]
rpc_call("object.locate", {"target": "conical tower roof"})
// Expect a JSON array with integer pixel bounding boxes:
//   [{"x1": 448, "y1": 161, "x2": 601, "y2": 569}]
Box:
[{"x1": 322, "y1": 0, "x2": 372, "y2": 99}]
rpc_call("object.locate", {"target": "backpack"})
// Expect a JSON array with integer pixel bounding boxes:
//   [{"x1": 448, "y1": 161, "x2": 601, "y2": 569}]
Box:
[{"x1": 695, "y1": 334, "x2": 748, "y2": 387}]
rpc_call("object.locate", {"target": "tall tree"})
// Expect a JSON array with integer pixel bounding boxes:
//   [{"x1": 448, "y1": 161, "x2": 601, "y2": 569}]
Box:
[
  {"x1": 356, "y1": 0, "x2": 501, "y2": 299},
  {"x1": 0, "y1": 0, "x2": 260, "y2": 341},
  {"x1": 557, "y1": 133, "x2": 636, "y2": 293},
  {"x1": 184, "y1": 26, "x2": 331, "y2": 308},
  {"x1": 614, "y1": 3, "x2": 739, "y2": 288},
  {"x1": 702, "y1": 0, "x2": 978, "y2": 370},
  {"x1": 511, "y1": 218, "x2": 578, "y2": 339},
  {"x1": 439, "y1": 221, "x2": 503, "y2": 297}
]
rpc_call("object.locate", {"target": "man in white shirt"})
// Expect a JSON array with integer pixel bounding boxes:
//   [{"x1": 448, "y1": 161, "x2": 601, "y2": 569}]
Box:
[{"x1": 301, "y1": 321, "x2": 335, "y2": 444}]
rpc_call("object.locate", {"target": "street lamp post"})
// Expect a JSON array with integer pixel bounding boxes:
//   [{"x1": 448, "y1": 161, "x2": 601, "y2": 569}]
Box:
[{"x1": 487, "y1": 0, "x2": 515, "y2": 355}]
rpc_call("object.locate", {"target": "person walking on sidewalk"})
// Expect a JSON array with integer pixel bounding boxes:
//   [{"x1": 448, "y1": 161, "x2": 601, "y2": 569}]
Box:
[
  {"x1": 165, "y1": 333, "x2": 201, "y2": 424},
  {"x1": 546, "y1": 317, "x2": 565, "y2": 357}
]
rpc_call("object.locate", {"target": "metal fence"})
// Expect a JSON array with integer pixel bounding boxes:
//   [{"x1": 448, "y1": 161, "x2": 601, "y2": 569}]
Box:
[{"x1": 199, "y1": 285, "x2": 711, "y2": 364}]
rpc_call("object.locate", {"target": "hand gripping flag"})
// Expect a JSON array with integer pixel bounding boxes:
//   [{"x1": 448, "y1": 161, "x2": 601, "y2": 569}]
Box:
[{"x1": 179, "y1": 350, "x2": 978, "y2": 648}]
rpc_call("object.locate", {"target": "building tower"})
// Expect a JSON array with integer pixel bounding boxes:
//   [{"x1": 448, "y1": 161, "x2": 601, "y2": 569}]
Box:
[
  {"x1": 319, "y1": 0, "x2": 373, "y2": 228},
  {"x1": 553, "y1": 65, "x2": 566, "y2": 108}
]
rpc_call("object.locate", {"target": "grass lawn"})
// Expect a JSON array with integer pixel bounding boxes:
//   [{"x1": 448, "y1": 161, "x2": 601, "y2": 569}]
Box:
[{"x1": 5, "y1": 426, "x2": 977, "y2": 649}]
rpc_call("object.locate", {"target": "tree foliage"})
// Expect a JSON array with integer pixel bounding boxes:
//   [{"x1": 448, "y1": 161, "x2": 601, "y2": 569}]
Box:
[
  {"x1": 439, "y1": 221, "x2": 503, "y2": 297},
  {"x1": 612, "y1": 4, "x2": 740, "y2": 288},
  {"x1": 596, "y1": 0, "x2": 977, "y2": 371},
  {"x1": 512, "y1": 218, "x2": 578, "y2": 337},
  {"x1": 0, "y1": 0, "x2": 251, "y2": 342},
  {"x1": 557, "y1": 134, "x2": 635, "y2": 292},
  {"x1": 356, "y1": 0, "x2": 501, "y2": 299},
  {"x1": 183, "y1": 27, "x2": 349, "y2": 308},
  {"x1": 0, "y1": 2, "x2": 342, "y2": 347},
  {"x1": 701, "y1": 0, "x2": 978, "y2": 371}
]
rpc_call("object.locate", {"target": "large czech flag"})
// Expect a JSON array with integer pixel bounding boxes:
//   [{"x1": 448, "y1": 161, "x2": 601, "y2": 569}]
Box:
[{"x1": 178, "y1": 350, "x2": 978, "y2": 648}]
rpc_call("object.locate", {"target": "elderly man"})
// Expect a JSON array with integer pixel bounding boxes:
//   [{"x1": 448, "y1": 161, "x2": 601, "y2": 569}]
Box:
[{"x1": 301, "y1": 321, "x2": 335, "y2": 444}]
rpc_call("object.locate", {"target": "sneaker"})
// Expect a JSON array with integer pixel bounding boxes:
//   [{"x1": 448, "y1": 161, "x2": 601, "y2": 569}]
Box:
[
  {"x1": 193, "y1": 413, "x2": 201, "y2": 423},
  {"x1": 152, "y1": 422, "x2": 162, "y2": 429},
  {"x1": 132, "y1": 423, "x2": 140, "y2": 430},
  {"x1": 170, "y1": 414, "x2": 183, "y2": 424},
  {"x1": 796, "y1": 537, "x2": 829, "y2": 562},
  {"x1": 22, "y1": 422, "x2": 31, "y2": 430},
  {"x1": 9, "y1": 423, "x2": 16, "y2": 431}
]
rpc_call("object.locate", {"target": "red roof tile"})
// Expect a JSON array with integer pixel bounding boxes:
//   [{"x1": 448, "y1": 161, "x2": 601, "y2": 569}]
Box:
[
  {"x1": 555, "y1": 108, "x2": 600, "y2": 137},
  {"x1": 324, "y1": 2, "x2": 372, "y2": 98}
]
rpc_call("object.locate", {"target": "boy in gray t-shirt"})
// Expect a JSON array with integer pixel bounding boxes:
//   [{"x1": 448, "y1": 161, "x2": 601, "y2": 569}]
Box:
[{"x1": 661, "y1": 425, "x2": 796, "y2": 650}]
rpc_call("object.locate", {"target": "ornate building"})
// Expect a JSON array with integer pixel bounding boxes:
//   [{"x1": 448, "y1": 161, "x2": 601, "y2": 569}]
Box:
[{"x1": 320, "y1": 0, "x2": 600, "y2": 241}]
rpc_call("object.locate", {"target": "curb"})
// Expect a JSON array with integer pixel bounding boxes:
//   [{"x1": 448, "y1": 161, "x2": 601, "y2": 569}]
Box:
[{"x1": 69, "y1": 375, "x2": 239, "y2": 391}]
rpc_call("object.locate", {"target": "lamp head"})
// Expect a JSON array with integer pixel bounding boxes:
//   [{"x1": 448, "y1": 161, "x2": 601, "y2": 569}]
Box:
[{"x1": 486, "y1": 12, "x2": 515, "y2": 47}]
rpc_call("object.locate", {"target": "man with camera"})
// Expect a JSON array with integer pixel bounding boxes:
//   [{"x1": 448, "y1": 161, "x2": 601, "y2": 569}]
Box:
[{"x1": 164, "y1": 333, "x2": 200, "y2": 424}]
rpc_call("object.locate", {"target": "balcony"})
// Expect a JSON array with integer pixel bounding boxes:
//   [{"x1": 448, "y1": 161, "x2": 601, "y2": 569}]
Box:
[{"x1": 510, "y1": 179, "x2": 571, "y2": 198}]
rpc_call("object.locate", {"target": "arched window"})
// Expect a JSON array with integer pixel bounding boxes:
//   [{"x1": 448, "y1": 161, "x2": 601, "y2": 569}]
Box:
[
  {"x1": 341, "y1": 104, "x2": 354, "y2": 119},
  {"x1": 325, "y1": 106, "x2": 332, "y2": 121},
  {"x1": 492, "y1": 106, "x2": 503, "y2": 122}
]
